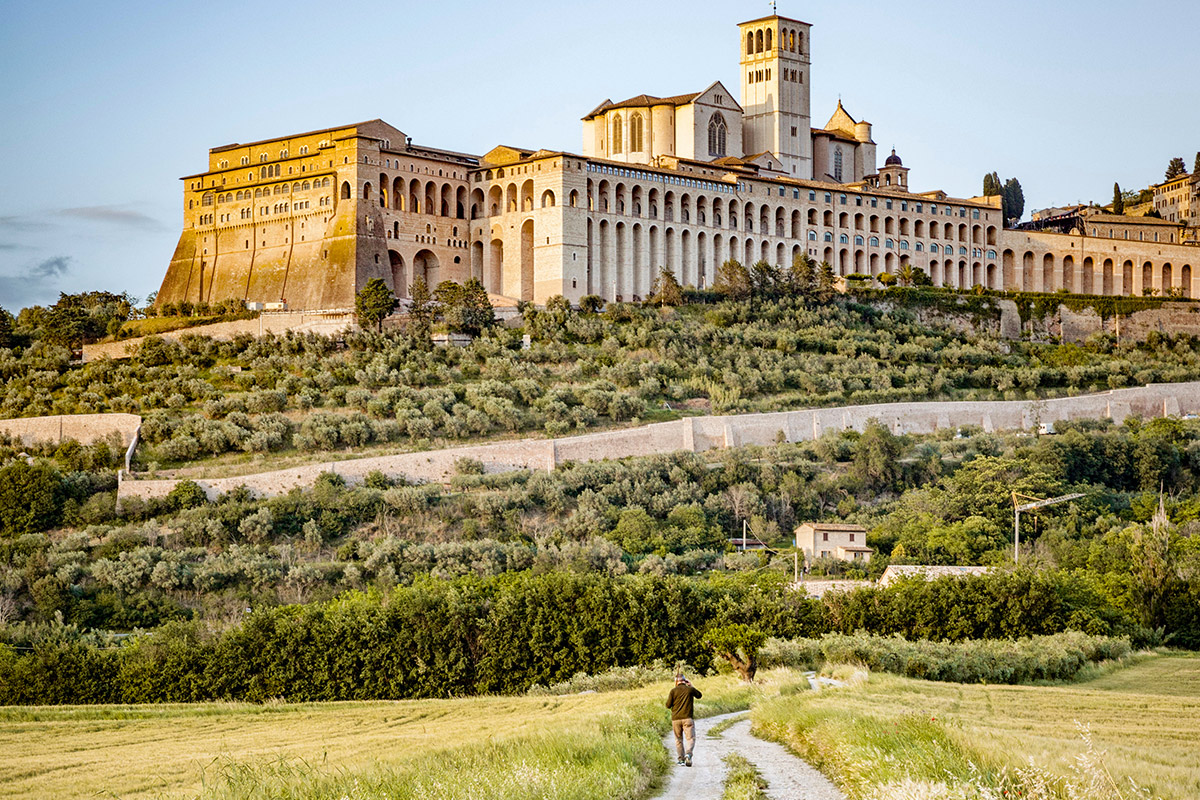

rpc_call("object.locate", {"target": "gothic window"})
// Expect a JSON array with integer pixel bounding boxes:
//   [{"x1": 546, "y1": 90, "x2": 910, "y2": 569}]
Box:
[
  {"x1": 630, "y1": 114, "x2": 644, "y2": 152},
  {"x1": 834, "y1": 148, "x2": 844, "y2": 183},
  {"x1": 708, "y1": 113, "x2": 728, "y2": 157},
  {"x1": 612, "y1": 114, "x2": 623, "y2": 154}
]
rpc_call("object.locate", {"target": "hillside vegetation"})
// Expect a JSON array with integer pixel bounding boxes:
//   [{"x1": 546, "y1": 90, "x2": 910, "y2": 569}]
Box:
[
  {"x1": 2, "y1": 292, "x2": 1200, "y2": 704},
  {"x1": 3, "y1": 291, "x2": 1199, "y2": 478}
]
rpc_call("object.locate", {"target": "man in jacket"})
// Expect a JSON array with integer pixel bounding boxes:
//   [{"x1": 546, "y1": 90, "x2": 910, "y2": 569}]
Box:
[{"x1": 665, "y1": 672, "x2": 702, "y2": 766}]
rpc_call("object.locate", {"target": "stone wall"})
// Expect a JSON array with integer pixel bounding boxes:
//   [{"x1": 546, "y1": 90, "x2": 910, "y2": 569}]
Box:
[
  {"x1": 117, "y1": 381, "x2": 1200, "y2": 505},
  {"x1": 82, "y1": 311, "x2": 358, "y2": 361},
  {"x1": 1055, "y1": 301, "x2": 1200, "y2": 343},
  {"x1": 0, "y1": 413, "x2": 141, "y2": 449}
]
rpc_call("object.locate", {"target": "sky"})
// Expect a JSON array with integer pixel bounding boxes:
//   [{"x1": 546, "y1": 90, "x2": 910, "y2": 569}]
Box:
[{"x1": 1, "y1": 0, "x2": 1197, "y2": 311}]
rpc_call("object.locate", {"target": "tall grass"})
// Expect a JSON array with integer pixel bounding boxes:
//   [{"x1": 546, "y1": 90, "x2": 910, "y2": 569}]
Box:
[
  {"x1": 760, "y1": 631, "x2": 1132, "y2": 684},
  {"x1": 752, "y1": 655, "x2": 1200, "y2": 799},
  {"x1": 722, "y1": 753, "x2": 769, "y2": 800},
  {"x1": 201, "y1": 709, "x2": 668, "y2": 800}
]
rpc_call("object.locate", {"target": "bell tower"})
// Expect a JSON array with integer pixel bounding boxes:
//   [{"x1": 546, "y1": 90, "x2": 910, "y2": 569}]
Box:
[{"x1": 738, "y1": 14, "x2": 812, "y2": 178}]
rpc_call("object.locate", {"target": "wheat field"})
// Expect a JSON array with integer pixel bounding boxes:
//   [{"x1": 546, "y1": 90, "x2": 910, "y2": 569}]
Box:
[
  {"x1": 0, "y1": 677, "x2": 751, "y2": 800},
  {"x1": 753, "y1": 653, "x2": 1200, "y2": 800}
]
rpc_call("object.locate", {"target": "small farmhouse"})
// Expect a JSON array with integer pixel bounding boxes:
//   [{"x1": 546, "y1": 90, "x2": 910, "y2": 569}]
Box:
[{"x1": 795, "y1": 522, "x2": 873, "y2": 563}]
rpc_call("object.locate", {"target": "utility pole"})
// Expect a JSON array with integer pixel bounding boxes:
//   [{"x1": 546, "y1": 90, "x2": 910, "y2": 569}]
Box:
[{"x1": 1012, "y1": 492, "x2": 1084, "y2": 563}]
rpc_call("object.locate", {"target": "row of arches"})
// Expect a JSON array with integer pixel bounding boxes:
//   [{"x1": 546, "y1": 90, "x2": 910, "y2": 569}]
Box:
[
  {"x1": 745, "y1": 26, "x2": 803, "y2": 56},
  {"x1": 476, "y1": 182, "x2": 580, "y2": 217},
  {"x1": 578, "y1": 180, "x2": 999, "y2": 246},
  {"x1": 472, "y1": 219, "x2": 536, "y2": 303},
  {"x1": 362, "y1": 177, "x2": 468, "y2": 219},
  {"x1": 1001, "y1": 251, "x2": 1195, "y2": 297},
  {"x1": 386, "y1": 249, "x2": 440, "y2": 299},
  {"x1": 567, "y1": 220, "x2": 999, "y2": 302}
]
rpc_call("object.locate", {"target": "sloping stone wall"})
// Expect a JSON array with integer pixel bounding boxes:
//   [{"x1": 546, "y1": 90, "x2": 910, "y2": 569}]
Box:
[
  {"x1": 116, "y1": 381, "x2": 1200, "y2": 505},
  {"x1": 0, "y1": 413, "x2": 141, "y2": 449}
]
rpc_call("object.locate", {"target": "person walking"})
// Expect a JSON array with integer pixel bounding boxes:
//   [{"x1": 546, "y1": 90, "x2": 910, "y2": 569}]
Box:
[{"x1": 666, "y1": 672, "x2": 702, "y2": 767}]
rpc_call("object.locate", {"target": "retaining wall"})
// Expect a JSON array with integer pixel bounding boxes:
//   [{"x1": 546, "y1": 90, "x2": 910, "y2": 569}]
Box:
[
  {"x1": 0, "y1": 413, "x2": 141, "y2": 449},
  {"x1": 116, "y1": 381, "x2": 1200, "y2": 505},
  {"x1": 83, "y1": 311, "x2": 358, "y2": 362}
]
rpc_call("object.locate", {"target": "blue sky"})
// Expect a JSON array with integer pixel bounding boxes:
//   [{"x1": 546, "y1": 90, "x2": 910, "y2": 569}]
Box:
[{"x1": 1, "y1": 0, "x2": 1196, "y2": 310}]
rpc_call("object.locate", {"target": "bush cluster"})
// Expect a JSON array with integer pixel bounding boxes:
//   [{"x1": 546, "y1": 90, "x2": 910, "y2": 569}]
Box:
[{"x1": 760, "y1": 630, "x2": 1131, "y2": 684}]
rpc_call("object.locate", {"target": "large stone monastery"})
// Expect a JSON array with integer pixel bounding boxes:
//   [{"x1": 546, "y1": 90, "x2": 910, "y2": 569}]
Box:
[{"x1": 155, "y1": 14, "x2": 1197, "y2": 310}]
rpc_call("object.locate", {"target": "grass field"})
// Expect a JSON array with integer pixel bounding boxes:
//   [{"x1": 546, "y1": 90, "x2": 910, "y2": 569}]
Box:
[
  {"x1": 0, "y1": 676, "x2": 750, "y2": 800},
  {"x1": 752, "y1": 653, "x2": 1200, "y2": 800}
]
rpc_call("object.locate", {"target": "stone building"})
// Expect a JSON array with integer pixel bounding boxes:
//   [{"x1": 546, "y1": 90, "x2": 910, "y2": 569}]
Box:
[
  {"x1": 157, "y1": 120, "x2": 477, "y2": 308},
  {"x1": 155, "y1": 14, "x2": 1200, "y2": 310},
  {"x1": 795, "y1": 522, "x2": 873, "y2": 563}
]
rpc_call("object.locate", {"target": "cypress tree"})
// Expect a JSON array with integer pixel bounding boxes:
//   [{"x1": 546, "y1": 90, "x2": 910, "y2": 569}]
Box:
[
  {"x1": 1112, "y1": 183, "x2": 1125, "y2": 215},
  {"x1": 1166, "y1": 157, "x2": 1186, "y2": 180}
]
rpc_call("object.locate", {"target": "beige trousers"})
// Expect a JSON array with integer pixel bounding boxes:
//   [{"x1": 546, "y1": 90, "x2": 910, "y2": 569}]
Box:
[{"x1": 672, "y1": 717, "x2": 695, "y2": 759}]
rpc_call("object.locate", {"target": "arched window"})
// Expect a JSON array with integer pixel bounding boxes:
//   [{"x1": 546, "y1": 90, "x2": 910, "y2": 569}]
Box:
[
  {"x1": 833, "y1": 148, "x2": 844, "y2": 183},
  {"x1": 708, "y1": 113, "x2": 728, "y2": 157},
  {"x1": 611, "y1": 114, "x2": 623, "y2": 154},
  {"x1": 755, "y1": 30, "x2": 763, "y2": 52},
  {"x1": 341, "y1": 181, "x2": 351, "y2": 199},
  {"x1": 765, "y1": 28, "x2": 772, "y2": 50},
  {"x1": 746, "y1": 31, "x2": 754, "y2": 54},
  {"x1": 630, "y1": 113, "x2": 644, "y2": 152}
]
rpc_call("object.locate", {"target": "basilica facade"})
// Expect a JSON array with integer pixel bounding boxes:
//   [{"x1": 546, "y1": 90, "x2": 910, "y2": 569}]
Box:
[{"x1": 155, "y1": 14, "x2": 1198, "y2": 310}]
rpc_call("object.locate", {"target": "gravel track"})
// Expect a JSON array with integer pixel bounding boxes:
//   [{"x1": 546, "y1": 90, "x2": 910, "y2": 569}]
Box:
[{"x1": 657, "y1": 712, "x2": 845, "y2": 800}]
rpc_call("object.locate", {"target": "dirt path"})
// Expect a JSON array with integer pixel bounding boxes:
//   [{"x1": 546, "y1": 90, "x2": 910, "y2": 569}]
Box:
[{"x1": 657, "y1": 712, "x2": 845, "y2": 800}]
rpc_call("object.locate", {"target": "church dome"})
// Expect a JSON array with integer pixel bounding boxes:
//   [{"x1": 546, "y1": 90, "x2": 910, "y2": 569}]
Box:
[{"x1": 884, "y1": 148, "x2": 903, "y2": 167}]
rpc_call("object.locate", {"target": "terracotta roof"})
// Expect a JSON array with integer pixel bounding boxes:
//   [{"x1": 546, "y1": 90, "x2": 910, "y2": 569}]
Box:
[
  {"x1": 209, "y1": 119, "x2": 396, "y2": 154},
  {"x1": 1086, "y1": 213, "x2": 1181, "y2": 226},
  {"x1": 798, "y1": 522, "x2": 868, "y2": 532},
  {"x1": 739, "y1": 13, "x2": 812, "y2": 26},
  {"x1": 582, "y1": 92, "x2": 702, "y2": 120}
]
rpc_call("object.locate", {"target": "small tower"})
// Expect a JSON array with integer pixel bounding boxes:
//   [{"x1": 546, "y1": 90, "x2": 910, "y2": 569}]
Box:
[
  {"x1": 738, "y1": 14, "x2": 812, "y2": 178},
  {"x1": 878, "y1": 148, "x2": 909, "y2": 190}
]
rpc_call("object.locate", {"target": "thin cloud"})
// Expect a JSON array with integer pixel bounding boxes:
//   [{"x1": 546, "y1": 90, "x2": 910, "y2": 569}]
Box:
[
  {"x1": 58, "y1": 205, "x2": 166, "y2": 231},
  {"x1": 31, "y1": 255, "x2": 71, "y2": 278},
  {"x1": 0, "y1": 255, "x2": 70, "y2": 309},
  {"x1": 0, "y1": 215, "x2": 52, "y2": 232}
]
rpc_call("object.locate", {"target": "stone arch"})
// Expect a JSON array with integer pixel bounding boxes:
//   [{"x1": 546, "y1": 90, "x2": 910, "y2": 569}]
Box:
[
  {"x1": 1081, "y1": 256, "x2": 1095, "y2": 294},
  {"x1": 389, "y1": 250, "x2": 406, "y2": 298},
  {"x1": 541, "y1": 189, "x2": 556, "y2": 208},
  {"x1": 1102, "y1": 258, "x2": 1114, "y2": 295},
  {"x1": 1043, "y1": 253, "x2": 1055, "y2": 291},
  {"x1": 471, "y1": 240, "x2": 484, "y2": 282},
  {"x1": 521, "y1": 180, "x2": 535, "y2": 212},
  {"x1": 1002, "y1": 249, "x2": 1015, "y2": 288},
  {"x1": 341, "y1": 181, "x2": 351, "y2": 200},
  {"x1": 413, "y1": 248, "x2": 439, "y2": 287},
  {"x1": 520, "y1": 219, "x2": 535, "y2": 302},
  {"x1": 488, "y1": 238, "x2": 503, "y2": 294},
  {"x1": 1062, "y1": 255, "x2": 1075, "y2": 292},
  {"x1": 1182, "y1": 264, "x2": 1193, "y2": 298}
]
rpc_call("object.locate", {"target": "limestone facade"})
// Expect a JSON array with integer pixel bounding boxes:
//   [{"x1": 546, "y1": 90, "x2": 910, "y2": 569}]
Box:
[
  {"x1": 154, "y1": 15, "x2": 1200, "y2": 311},
  {"x1": 156, "y1": 120, "x2": 476, "y2": 309}
]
